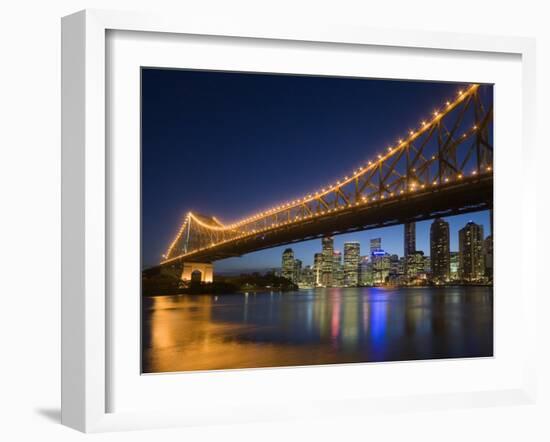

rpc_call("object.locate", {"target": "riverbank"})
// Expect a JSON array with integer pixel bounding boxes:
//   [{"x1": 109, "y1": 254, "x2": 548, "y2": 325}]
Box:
[{"x1": 142, "y1": 270, "x2": 298, "y2": 296}]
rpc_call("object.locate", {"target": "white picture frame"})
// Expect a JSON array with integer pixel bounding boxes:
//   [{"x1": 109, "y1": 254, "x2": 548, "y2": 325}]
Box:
[{"x1": 61, "y1": 9, "x2": 537, "y2": 433}]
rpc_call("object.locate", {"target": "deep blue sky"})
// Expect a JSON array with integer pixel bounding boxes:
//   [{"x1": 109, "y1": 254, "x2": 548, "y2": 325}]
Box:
[{"x1": 142, "y1": 69, "x2": 492, "y2": 271}]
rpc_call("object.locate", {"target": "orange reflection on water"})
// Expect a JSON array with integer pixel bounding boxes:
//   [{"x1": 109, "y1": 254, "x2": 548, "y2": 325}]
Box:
[{"x1": 142, "y1": 287, "x2": 493, "y2": 373}]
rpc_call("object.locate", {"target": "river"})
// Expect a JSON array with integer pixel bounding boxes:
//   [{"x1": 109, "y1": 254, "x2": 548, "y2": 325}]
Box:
[{"x1": 142, "y1": 286, "x2": 493, "y2": 373}]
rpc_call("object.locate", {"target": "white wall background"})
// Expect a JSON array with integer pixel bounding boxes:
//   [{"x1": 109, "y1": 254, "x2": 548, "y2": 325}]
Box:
[{"x1": 0, "y1": 1, "x2": 548, "y2": 440}]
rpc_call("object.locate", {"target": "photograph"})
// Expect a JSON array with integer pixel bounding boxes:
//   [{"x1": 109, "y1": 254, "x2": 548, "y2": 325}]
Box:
[{"x1": 140, "y1": 69, "x2": 494, "y2": 374}]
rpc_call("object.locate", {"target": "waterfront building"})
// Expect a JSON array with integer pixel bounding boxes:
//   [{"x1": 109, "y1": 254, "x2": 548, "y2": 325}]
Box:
[
  {"x1": 430, "y1": 218, "x2": 451, "y2": 282},
  {"x1": 343, "y1": 241, "x2": 361, "y2": 286},
  {"x1": 403, "y1": 222, "x2": 416, "y2": 275},
  {"x1": 333, "y1": 251, "x2": 344, "y2": 287},
  {"x1": 294, "y1": 258, "x2": 302, "y2": 284},
  {"x1": 483, "y1": 235, "x2": 493, "y2": 281},
  {"x1": 450, "y1": 252, "x2": 459, "y2": 281},
  {"x1": 406, "y1": 251, "x2": 425, "y2": 280},
  {"x1": 281, "y1": 248, "x2": 295, "y2": 282},
  {"x1": 370, "y1": 237, "x2": 382, "y2": 254},
  {"x1": 359, "y1": 256, "x2": 373, "y2": 286},
  {"x1": 313, "y1": 252, "x2": 323, "y2": 286},
  {"x1": 372, "y1": 250, "x2": 390, "y2": 285},
  {"x1": 423, "y1": 255, "x2": 431, "y2": 274},
  {"x1": 321, "y1": 236, "x2": 334, "y2": 287},
  {"x1": 299, "y1": 265, "x2": 315, "y2": 287},
  {"x1": 459, "y1": 221, "x2": 485, "y2": 282}
]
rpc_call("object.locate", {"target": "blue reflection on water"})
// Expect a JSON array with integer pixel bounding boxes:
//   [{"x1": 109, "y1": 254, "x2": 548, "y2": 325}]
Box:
[{"x1": 142, "y1": 286, "x2": 493, "y2": 373}]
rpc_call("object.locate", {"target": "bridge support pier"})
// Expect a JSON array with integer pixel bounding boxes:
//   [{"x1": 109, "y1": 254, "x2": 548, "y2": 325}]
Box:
[{"x1": 181, "y1": 262, "x2": 214, "y2": 283}]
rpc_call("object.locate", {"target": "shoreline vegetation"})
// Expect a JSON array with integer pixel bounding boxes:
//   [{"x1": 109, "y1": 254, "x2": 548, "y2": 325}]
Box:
[
  {"x1": 141, "y1": 270, "x2": 492, "y2": 297},
  {"x1": 142, "y1": 271, "x2": 299, "y2": 297}
]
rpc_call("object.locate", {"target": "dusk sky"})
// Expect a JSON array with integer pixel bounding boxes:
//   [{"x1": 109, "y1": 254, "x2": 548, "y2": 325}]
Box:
[{"x1": 141, "y1": 69, "x2": 492, "y2": 271}]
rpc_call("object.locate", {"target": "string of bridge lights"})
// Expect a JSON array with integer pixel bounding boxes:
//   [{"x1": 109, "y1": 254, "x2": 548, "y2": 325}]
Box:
[{"x1": 162, "y1": 84, "x2": 491, "y2": 262}]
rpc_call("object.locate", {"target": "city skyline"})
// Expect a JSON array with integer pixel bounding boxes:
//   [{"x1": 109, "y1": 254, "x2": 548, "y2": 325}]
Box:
[
  {"x1": 277, "y1": 215, "x2": 492, "y2": 288},
  {"x1": 213, "y1": 210, "x2": 490, "y2": 273}
]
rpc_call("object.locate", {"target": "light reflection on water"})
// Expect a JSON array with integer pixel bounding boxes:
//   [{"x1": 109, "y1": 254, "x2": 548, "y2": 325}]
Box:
[{"x1": 142, "y1": 286, "x2": 493, "y2": 373}]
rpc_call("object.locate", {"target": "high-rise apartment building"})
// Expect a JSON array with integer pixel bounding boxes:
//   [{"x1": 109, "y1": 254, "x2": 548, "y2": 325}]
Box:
[
  {"x1": 430, "y1": 218, "x2": 451, "y2": 282},
  {"x1": 313, "y1": 252, "x2": 323, "y2": 286},
  {"x1": 459, "y1": 221, "x2": 485, "y2": 282},
  {"x1": 343, "y1": 242, "x2": 361, "y2": 286},
  {"x1": 370, "y1": 237, "x2": 382, "y2": 254},
  {"x1": 483, "y1": 235, "x2": 493, "y2": 280},
  {"x1": 281, "y1": 248, "x2": 295, "y2": 282},
  {"x1": 321, "y1": 236, "x2": 334, "y2": 286}
]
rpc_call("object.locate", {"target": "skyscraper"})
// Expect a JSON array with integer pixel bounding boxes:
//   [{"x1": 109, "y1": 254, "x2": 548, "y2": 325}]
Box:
[
  {"x1": 313, "y1": 252, "x2": 323, "y2": 286},
  {"x1": 404, "y1": 222, "x2": 416, "y2": 257},
  {"x1": 404, "y1": 222, "x2": 416, "y2": 276},
  {"x1": 293, "y1": 258, "x2": 302, "y2": 284},
  {"x1": 430, "y1": 218, "x2": 450, "y2": 282},
  {"x1": 483, "y1": 235, "x2": 493, "y2": 280},
  {"x1": 359, "y1": 256, "x2": 372, "y2": 286},
  {"x1": 333, "y1": 251, "x2": 344, "y2": 287},
  {"x1": 281, "y1": 248, "x2": 295, "y2": 282},
  {"x1": 370, "y1": 237, "x2": 382, "y2": 254},
  {"x1": 343, "y1": 241, "x2": 361, "y2": 286},
  {"x1": 321, "y1": 236, "x2": 334, "y2": 287},
  {"x1": 450, "y1": 251, "x2": 459, "y2": 281},
  {"x1": 459, "y1": 221, "x2": 485, "y2": 282}
]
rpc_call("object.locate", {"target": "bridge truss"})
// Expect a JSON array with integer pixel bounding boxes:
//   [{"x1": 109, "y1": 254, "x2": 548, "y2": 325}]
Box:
[{"x1": 162, "y1": 84, "x2": 493, "y2": 264}]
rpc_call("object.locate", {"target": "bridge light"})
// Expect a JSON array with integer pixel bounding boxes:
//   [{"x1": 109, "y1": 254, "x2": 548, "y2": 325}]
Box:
[
  {"x1": 458, "y1": 90, "x2": 463, "y2": 96},
  {"x1": 473, "y1": 125, "x2": 478, "y2": 130},
  {"x1": 409, "y1": 130, "x2": 414, "y2": 136},
  {"x1": 446, "y1": 101, "x2": 451, "y2": 106},
  {"x1": 421, "y1": 121, "x2": 427, "y2": 126},
  {"x1": 378, "y1": 154, "x2": 382, "y2": 159}
]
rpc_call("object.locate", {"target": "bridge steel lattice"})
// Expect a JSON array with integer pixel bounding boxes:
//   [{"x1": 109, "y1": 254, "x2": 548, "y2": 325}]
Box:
[{"x1": 160, "y1": 84, "x2": 493, "y2": 267}]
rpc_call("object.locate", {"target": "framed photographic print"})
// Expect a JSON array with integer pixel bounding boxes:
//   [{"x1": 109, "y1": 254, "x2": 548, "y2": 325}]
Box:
[{"x1": 62, "y1": 9, "x2": 537, "y2": 432}]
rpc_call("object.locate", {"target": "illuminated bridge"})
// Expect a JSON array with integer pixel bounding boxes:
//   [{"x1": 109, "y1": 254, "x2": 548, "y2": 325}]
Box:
[{"x1": 158, "y1": 84, "x2": 493, "y2": 281}]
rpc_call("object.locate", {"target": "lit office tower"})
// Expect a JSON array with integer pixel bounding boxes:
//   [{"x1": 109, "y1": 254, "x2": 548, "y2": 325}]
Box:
[
  {"x1": 450, "y1": 252, "x2": 459, "y2": 281},
  {"x1": 294, "y1": 259, "x2": 302, "y2": 284},
  {"x1": 360, "y1": 256, "x2": 373, "y2": 286},
  {"x1": 321, "y1": 236, "x2": 334, "y2": 287},
  {"x1": 403, "y1": 223, "x2": 416, "y2": 275},
  {"x1": 370, "y1": 237, "x2": 382, "y2": 254},
  {"x1": 459, "y1": 221, "x2": 485, "y2": 282},
  {"x1": 313, "y1": 252, "x2": 323, "y2": 286},
  {"x1": 333, "y1": 251, "x2": 344, "y2": 287},
  {"x1": 343, "y1": 242, "x2": 361, "y2": 286},
  {"x1": 404, "y1": 222, "x2": 416, "y2": 257},
  {"x1": 430, "y1": 218, "x2": 450, "y2": 282},
  {"x1": 483, "y1": 235, "x2": 493, "y2": 280},
  {"x1": 281, "y1": 248, "x2": 295, "y2": 282}
]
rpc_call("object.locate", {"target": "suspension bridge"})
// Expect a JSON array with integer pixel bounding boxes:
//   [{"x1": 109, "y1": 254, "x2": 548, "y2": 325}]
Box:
[{"x1": 155, "y1": 84, "x2": 493, "y2": 282}]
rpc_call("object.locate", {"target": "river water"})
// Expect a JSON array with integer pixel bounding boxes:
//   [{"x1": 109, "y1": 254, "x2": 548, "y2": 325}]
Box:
[{"x1": 142, "y1": 286, "x2": 493, "y2": 373}]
